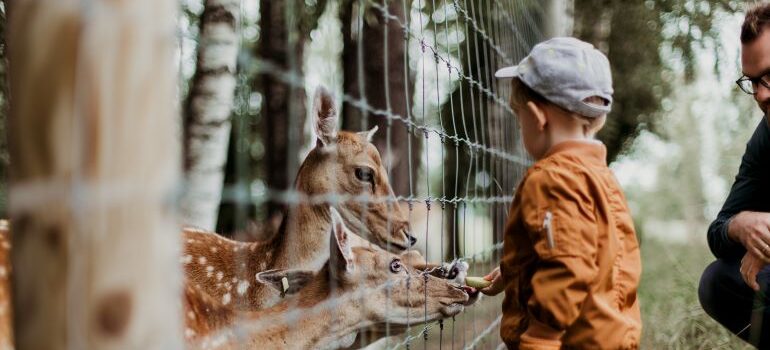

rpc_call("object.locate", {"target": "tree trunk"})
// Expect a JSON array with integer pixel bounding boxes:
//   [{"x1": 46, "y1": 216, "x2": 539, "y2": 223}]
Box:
[
  {"x1": 543, "y1": 0, "x2": 574, "y2": 38},
  {"x1": 181, "y1": 0, "x2": 240, "y2": 231},
  {"x1": 6, "y1": 0, "x2": 182, "y2": 348},
  {"x1": 340, "y1": 0, "x2": 418, "y2": 198},
  {"x1": 257, "y1": 0, "x2": 307, "y2": 221}
]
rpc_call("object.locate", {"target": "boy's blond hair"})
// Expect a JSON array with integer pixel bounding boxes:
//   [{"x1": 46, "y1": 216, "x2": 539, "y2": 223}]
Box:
[{"x1": 510, "y1": 78, "x2": 606, "y2": 136}]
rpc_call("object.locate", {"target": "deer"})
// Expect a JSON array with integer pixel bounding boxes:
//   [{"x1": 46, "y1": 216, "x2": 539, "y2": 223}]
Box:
[
  {"x1": 0, "y1": 85, "x2": 472, "y2": 345},
  {"x1": 184, "y1": 208, "x2": 471, "y2": 350},
  {"x1": 182, "y1": 85, "x2": 426, "y2": 311}
]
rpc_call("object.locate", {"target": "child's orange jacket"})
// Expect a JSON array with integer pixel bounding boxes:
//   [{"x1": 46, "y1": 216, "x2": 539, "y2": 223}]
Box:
[{"x1": 500, "y1": 141, "x2": 642, "y2": 350}]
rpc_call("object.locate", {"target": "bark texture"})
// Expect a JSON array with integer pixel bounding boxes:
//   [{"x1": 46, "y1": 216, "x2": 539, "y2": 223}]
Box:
[
  {"x1": 257, "y1": 0, "x2": 307, "y2": 220},
  {"x1": 339, "y1": 0, "x2": 418, "y2": 198},
  {"x1": 181, "y1": 0, "x2": 240, "y2": 231},
  {"x1": 7, "y1": 0, "x2": 182, "y2": 348}
]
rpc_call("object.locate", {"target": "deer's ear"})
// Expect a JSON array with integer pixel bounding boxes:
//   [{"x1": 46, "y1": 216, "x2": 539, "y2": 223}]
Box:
[
  {"x1": 313, "y1": 86, "x2": 338, "y2": 147},
  {"x1": 356, "y1": 125, "x2": 379, "y2": 143},
  {"x1": 256, "y1": 269, "x2": 315, "y2": 296},
  {"x1": 329, "y1": 207, "x2": 354, "y2": 273}
]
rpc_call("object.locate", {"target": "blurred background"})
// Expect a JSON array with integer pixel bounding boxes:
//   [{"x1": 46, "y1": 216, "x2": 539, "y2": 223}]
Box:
[{"x1": 0, "y1": 0, "x2": 766, "y2": 348}]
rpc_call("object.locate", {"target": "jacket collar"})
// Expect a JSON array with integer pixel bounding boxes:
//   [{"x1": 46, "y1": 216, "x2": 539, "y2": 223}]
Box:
[{"x1": 541, "y1": 139, "x2": 607, "y2": 166}]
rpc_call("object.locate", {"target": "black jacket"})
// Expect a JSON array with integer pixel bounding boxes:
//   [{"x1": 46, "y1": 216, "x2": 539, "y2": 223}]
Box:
[{"x1": 707, "y1": 118, "x2": 770, "y2": 261}]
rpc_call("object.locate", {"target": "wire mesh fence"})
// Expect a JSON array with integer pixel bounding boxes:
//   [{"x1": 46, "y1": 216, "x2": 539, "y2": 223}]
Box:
[
  {"x1": 2, "y1": 0, "x2": 547, "y2": 348},
  {"x1": 192, "y1": 0, "x2": 546, "y2": 348}
]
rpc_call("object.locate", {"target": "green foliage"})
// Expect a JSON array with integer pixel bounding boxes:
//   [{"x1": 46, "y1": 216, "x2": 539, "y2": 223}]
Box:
[{"x1": 575, "y1": 0, "x2": 749, "y2": 162}]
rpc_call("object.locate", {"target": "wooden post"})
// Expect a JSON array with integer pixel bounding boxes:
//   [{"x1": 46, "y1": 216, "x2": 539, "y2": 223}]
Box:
[{"x1": 6, "y1": 0, "x2": 182, "y2": 349}]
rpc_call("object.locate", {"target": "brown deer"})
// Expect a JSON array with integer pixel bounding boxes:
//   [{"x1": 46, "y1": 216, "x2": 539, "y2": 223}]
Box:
[
  {"x1": 184, "y1": 208, "x2": 470, "y2": 350},
  {"x1": 182, "y1": 86, "x2": 419, "y2": 311}
]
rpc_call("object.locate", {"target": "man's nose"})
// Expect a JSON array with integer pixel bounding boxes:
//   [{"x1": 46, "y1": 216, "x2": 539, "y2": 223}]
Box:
[{"x1": 756, "y1": 83, "x2": 770, "y2": 103}]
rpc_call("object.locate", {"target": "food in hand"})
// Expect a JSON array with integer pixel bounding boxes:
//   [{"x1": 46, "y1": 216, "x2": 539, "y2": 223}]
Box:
[{"x1": 465, "y1": 276, "x2": 492, "y2": 289}]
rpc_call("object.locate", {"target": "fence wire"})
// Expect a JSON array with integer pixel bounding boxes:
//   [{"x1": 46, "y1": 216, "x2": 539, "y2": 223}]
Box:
[{"x1": 187, "y1": 0, "x2": 544, "y2": 348}]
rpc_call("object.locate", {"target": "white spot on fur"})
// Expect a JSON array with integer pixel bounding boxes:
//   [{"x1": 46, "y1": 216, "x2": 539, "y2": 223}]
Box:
[
  {"x1": 222, "y1": 293, "x2": 231, "y2": 305},
  {"x1": 198, "y1": 257, "x2": 207, "y2": 265},
  {"x1": 185, "y1": 328, "x2": 195, "y2": 338},
  {"x1": 0, "y1": 267, "x2": 7, "y2": 278},
  {"x1": 181, "y1": 255, "x2": 193, "y2": 264},
  {"x1": 187, "y1": 311, "x2": 196, "y2": 320},
  {"x1": 260, "y1": 262, "x2": 267, "y2": 270},
  {"x1": 210, "y1": 247, "x2": 218, "y2": 253},
  {"x1": 216, "y1": 271, "x2": 223, "y2": 281},
  {"x1": 237, "y1": 280, "x2": 249, "y2": 295},
  {"x1": 231, "y1": 277, "x2": 238, "y2": 283}
]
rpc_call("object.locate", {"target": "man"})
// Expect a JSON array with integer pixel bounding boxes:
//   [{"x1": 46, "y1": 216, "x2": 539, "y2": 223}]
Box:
[{"x1": 699, "y1": 4, "x2": 770, "y2": 348}]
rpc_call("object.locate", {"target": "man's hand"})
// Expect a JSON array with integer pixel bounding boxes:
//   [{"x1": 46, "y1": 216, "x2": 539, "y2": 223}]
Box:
[
  {"x1": 480, "y1": 266, "x2": 505, "y2": 296},
  {"x1": 741, "y1": 252, "x2": 767, "y2": 291},
  {"x1": 729, "y1": 211, "x2": 770, "y2": 262}
]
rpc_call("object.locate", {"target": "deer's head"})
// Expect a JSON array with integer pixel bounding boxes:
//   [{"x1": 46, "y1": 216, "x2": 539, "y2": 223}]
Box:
[
  {"x1": 296, "y1": 86, "x2": 415, "y2": 252},
  {"x1": 259, "y1": 208, "x2": 468, "y2": 325}
]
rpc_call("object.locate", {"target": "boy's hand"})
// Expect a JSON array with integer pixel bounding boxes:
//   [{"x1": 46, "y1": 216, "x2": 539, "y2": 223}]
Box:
[
  {"x1": 741, "y1": 252, "x2": 767, "y2": 291},
  {"x1": 480, "y1": 266, "x2": 505, "y2": 296}
]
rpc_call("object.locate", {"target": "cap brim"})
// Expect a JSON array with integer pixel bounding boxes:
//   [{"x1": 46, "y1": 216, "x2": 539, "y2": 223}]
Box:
[{"x1": 494, "y1": 66, "x2": 519, "y2": 78}]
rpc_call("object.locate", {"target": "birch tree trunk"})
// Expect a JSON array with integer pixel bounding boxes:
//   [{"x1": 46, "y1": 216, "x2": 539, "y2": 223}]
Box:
[
  {"x1": 181, "y1": 0, "x2": 240, "y2": 231},
  {"x1": 6, "y1": 0, "x2": 182, "y2": 349},
  {"x1": 543, "y1": 0, "x2": 574, "y2": 38}
]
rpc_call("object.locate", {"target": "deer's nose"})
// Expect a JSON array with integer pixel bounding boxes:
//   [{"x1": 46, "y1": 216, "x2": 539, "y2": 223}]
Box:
[{"x1": 407, "y1": 233, "x2": 417, "y2": 246}]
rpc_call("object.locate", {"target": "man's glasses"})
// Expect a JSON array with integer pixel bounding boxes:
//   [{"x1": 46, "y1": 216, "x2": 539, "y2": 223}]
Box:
[{"x1": 736, "y1": 74, "x2": 770, "y2": 95}]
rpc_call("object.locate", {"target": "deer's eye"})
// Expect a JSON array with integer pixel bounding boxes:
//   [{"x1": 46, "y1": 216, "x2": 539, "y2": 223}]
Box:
[
  {"x1": 354, "y1": 167, "x2": 375, "y2": 188},
  {"x1": 389, "y1": 259, "x2": 402, "y2": 273}
]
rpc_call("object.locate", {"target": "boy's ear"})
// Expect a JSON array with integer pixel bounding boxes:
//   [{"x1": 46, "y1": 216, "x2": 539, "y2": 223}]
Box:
[
  {"x1": 256, "y1": 269, "x2": 315, "y2": 296},
  {"x1": 525, "y1": 101, "x2": 547, "y2": 131}
]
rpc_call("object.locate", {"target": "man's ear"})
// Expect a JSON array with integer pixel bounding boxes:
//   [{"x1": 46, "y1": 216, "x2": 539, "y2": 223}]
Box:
[
  {"x1": 256, "y1": 269, "x2": 315, "y2": 296},
  {"x1": 525, "y1": 101, "x2": 547, "y2": 131},
  {"x1": 312, "y1": 85, "x2": 338, "y2": 147},
  {"x1": 329, "y1": 207, "x2": 354, "y2": 274}
]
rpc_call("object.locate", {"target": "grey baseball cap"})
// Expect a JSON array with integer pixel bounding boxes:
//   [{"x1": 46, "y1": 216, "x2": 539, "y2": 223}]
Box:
[{"x1": 495, "y1": 37, "x2": 613, "y2": 118}]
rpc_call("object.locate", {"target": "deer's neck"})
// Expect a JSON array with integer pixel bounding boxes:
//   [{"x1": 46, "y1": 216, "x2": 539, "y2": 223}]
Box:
[
  {"x1": 268, "y1": 204, "x2": 330, "y2": 271},
  {"x1": 244, "y1": 289, "x2": 366, "y2": 349}
]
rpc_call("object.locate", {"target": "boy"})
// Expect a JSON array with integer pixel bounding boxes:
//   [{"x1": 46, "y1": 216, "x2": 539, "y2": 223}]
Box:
[{"x1": 480, "y1": 37, "x2": 642, "y2": 349}]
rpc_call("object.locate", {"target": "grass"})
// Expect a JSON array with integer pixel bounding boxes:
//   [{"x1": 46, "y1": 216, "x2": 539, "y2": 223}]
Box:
[{"x1": 638, "y1": 235, "x2": 752, "y2": 349}]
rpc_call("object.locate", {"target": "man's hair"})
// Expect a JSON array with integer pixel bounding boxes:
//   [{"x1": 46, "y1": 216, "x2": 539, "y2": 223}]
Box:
[
  {"x1": 742, "y1": 3, "x2": 770, "y2": 44},
  {"x1": 509, "y1": 78, "x2": 605, "y2": 133}
]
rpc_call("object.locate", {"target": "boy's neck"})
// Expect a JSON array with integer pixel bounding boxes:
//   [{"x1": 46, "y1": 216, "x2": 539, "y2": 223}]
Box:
[{"x1": 541, "y1": 125, "x2": 599, "y2": 159}]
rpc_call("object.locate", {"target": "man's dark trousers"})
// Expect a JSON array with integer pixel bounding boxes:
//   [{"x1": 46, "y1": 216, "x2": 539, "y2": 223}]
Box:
[{"x1": 700, "y1": 259, "x2": 770, "y2": 348}]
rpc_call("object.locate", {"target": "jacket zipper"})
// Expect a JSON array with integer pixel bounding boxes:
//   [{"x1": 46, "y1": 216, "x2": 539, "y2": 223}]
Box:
[{"x1": 543, "y1": 211, "x2": 554, "y2": 249}]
